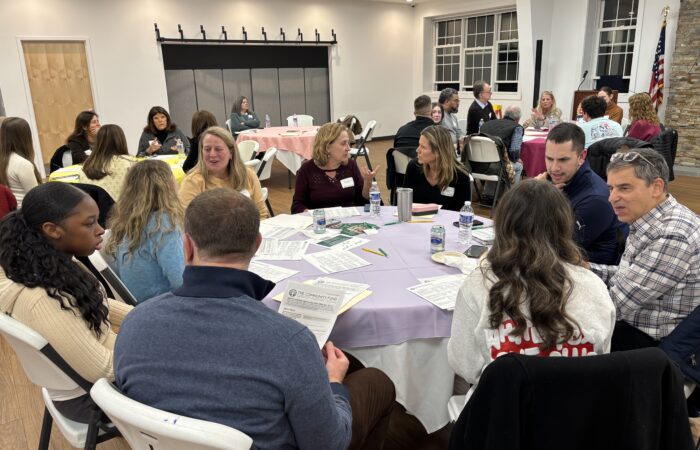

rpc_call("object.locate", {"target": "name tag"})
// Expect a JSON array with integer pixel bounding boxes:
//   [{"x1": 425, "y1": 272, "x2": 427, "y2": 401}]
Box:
[
  {"x1": 340, "y1": 177, "x2": 355, "y2": 189},
  {"x1": 441, "y1": 186, "x2": 455, "y2": 197}
]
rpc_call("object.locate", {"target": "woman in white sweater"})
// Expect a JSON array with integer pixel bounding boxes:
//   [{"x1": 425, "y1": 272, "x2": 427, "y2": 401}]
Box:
[
  {"x1": 448, "y1": 180, "x2": 615, "y2": 392},
  {"x1": 0, "y1": 117, "x2": 42, "y2": 206}
]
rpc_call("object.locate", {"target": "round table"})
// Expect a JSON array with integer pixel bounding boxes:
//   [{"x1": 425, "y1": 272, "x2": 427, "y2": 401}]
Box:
[
  {"x1": 520, "y1": 129, "x2": 549, "y2": 177},
  {"x1": 47, "y1": 154, "x2": 186, "y2": 184},
  {"x1": 236, "y1": 126, "x2": 318, "y2": 174}
]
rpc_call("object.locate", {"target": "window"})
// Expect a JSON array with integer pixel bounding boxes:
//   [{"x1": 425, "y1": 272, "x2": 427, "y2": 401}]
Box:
[
  {"x1": 594, "y1": 0, "x2": 639, "y2": 92},
  {"x1": 434, "y1": 11, "x2": 519, "y2": 93}
]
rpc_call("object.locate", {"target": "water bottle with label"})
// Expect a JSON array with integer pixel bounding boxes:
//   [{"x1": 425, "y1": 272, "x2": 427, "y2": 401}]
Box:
[
  {"x1": 175, "y1": 138, "x2": 185, "y2": 156},
  {"x1": 547, "y1": 116, "x2": 558, "y2": 130},
  {"x1": 313, "y1": 209, "x2": 326, "y2": 234},
  {"x1": 265, "y1": 114, "x2": 271, "y2": 128},
  {"x1": 369, "y1": 181, "x2": 381, "y2": 218},
  {"x1": 458, "y1": 201, "x2": 474, "y2": 245},
  {"x1": 293, "y1": 113, "x2": 299, "y2": 127},
  {"x1": 478, "y1": 118, "x2": 484, "y2": 132}
]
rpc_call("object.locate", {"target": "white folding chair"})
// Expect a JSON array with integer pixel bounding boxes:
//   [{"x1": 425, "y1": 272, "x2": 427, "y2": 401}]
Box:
[
  {"x1": 244, "y1": 159, "x2": 261, "y2": 173},
  {"x1": 465, "y1": 136, "x2": 505, "y2": 214},
  {"x1": 62, "y1": 151, "x2": 74, "y2": 168},
  {"x1": 0, "y1": 314, "x2": 118, "y2": 449},
  {"x1": 90, "y1": 378, "x2": 254, "y2": 450},
  {"x1": 351, "y1": 119, "x2": 377, "y2": 170},
  {"x1": 236, "y1": 140, "x2": 259, "y2": 161},
  {"x1": 286, "y1": 114, "x2": 314, "y2": 126},
  {"x1": 225, "y1": 118, "x2": 232, "y2": 133},
  {"x1": 260, "y1": 187, "x2": 274, "y2": 217},
  {"x1": 458, "y1": 118, "x2": 468, "y2": 133},
  {"x1": 391, "y1": 149, "x2": 413, "y2": 205},
  {"x1": 88, "y1": 251, "x2": 138, "y2": 306}
]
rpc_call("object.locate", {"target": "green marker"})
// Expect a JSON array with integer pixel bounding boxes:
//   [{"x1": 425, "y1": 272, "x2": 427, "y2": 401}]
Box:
[
  {"x1": 378, "y1": 248, "x2": 388, "y2": 257},
  {"x1": 383, "y1": 221, "x2": 401, "y2": 226}
]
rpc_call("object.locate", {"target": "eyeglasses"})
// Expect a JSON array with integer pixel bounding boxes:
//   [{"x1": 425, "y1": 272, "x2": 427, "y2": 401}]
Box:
[{"x1": 610, "y1": 151, "x2": 655, "y2": 167}]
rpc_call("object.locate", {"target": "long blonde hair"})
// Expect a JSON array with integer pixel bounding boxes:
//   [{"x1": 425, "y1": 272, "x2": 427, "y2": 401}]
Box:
[
  {"x1": 194, "y1": 126, "x2": 248, "y2": 191},
  {"x1": 106, "y1": 159, "x2": 183, "y2": 256},
  {"x1": 419, "y1": 125, "x2": 468, "y2": 190},
  {"x1": 0, "y1": 117, "x2": 42, "y2": 186},
  {"x1": 536, "y1": 91, "x2": 557, "y2": 116}
]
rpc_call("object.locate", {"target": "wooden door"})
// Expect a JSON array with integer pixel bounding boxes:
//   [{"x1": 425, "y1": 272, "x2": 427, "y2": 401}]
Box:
[{"x1": 22, "y1": 41, "x2": 94, "y2": 166}]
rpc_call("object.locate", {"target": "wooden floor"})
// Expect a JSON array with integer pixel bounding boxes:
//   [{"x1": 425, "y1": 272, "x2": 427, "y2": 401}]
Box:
[{"x1": 3, "y1": 137, "x2": 699, "y2": 449}]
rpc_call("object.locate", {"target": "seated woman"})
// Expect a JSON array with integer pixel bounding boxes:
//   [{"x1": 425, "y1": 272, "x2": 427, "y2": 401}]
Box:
[
  {"x1": 0, "y1": 183, "x2": 133, "y2": 423},
  {"x1": 137, "y1": 106, "x2": 190, "y2": 156},
  {"x1": 0, "y1": 117, "x2": 42, "y2": 206},
  {"x1": 448, "y1": 180, "x2": 614, "y2": 397},
  {"x1": 626, "y1": 92, "x2": 662, "y2": 141},
  {"x1": 292, "y1": 122, "x2": 379, "y2": 213},
  {"x1": 77, "y1": 124, "x2": 136, "y2": 201},
  {"x1": 106, "y1": 160, "x2": 184, "y2": 302},
  {"x1": 182, "y1": 110, "x2": 218, "y2": 173},
  {"x1": 229, "y1": 96, "x2": 260, "y2": 133},
  {"x1": 523, "y1": 91, "x2": 562, "y2": 128},
  {"x1": 179, "y1": 126, "x2": 269, "y2": 218},
  {"x1": 65, "y1": 110, "x2": 100, "y2": 164},
  {"x1": 402, "y1": 125, "x2": 470, "y2": 211},
  {"x1": 431, "y1": 102, "x2": 444, "y2": 125}
]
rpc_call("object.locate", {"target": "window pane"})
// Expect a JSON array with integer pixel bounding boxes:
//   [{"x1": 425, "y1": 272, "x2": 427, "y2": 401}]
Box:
[
  {"x1": 436, "y1": 66, "x2": 443, "y2": 81},
  {"x1": 468, "y1": 17, "x2": 477, "y2": 34},
  {"x1": 466, "y1": 54, "x2": 474, "y2": 67},
  {"x1": 452, "y1": 65, "x2": 459, "y2": 81},
  {"x1": 498, "y1": 63, "x2": 507, "y2": 80},
  {"x1": 476, "y1": 34, "x2": 485, "y2": 47},
  {"x1": 511, "y1": 13, "x2": 518, "y2": 32},
  {"x1": 597, "y1": 55, "x2": 610, "y2": 76},
  {"x1": 467, "y1": 35, "x2": 476, "y2": 48},
  {"x1": 602, "y1": 0, "x2": 619, "y2": 23},
  {"x1": 483, "y1": 69, "x2": 491, "y2": 84},
  {"x1": 486, "y1": 34, "x2": 493, "y2": 46},
  {"x1": 600, "y1": 31, "x2": 613, "y2": 45},
  {"x1": 486, "y1": 15, "x2": 495, "y2": 32},
  {"x1": 610, "y1": 54, "x2": 624, "y2": 75},
  {"x1": 496, "y1": 82, "x2": 518, "y2": 92},
  {"x1": 474, "y1": 54, "x2": 482, "y2": 66},
  {"x1": 501, "y1": 14, "x2": 511, "y2": 32},
  {"x1": 624, "y1": 54, "x2": 632, "y2": 76},
  {"x1": 438, "y1": 22, "x2": 447, "y2": 37},
  {"x1": 484, "y1": 54, "x2": 492, "y2": 66},
  {"x1": 477, "y1": 17, "x2": 485, "y2": 34},
  {"x1": 508, "y1": 63, "x2": 517, "y2": 80}
]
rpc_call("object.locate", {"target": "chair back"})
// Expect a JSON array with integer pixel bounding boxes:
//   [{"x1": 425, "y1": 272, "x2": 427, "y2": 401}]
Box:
[
  {"x1": 650, "y1": 127, "x2": 678, "y2": 181},
  {"x1": 90, "y1": 379, "x2": 254, "y2": 450},
  {"x1": 72, "y1": 183, "x2": 115, "y2": 229},
  {"x1": 244, "y1": 159, "x2": 261, "y2": 173},
  {"x1": 466, "y1": 137, "x2": 501, "y2": 164},
  {"x1": 87, "y1": 251, "x2": 138, "y2": 306},
  {"x1": 225, "y1": 118, "x2": 232, "y2": 133},
  {"x1": 49, "y1": 144, "x2": 71, "y2": 173},
  {"x1": 286, "y1": 114, "x2": 314, "y2": 126},
  {"x1": 458, "y1": 119, "x2": 467, "y2": 133},
  {"x1": 257, "y1": 147, "x2": 278, "y2": 181},
  {"x1": 236, "y1": 140, "x2": 259, "y2": 161},
  {"x1": 393, "y1": 149, "x2": 412, "y2": 175},
  {"x1": 360, "y1": 120, "x2": 377, "y2": 142},
  {"x1": 0, "y1": 313, "x2": 85, "y2": 392}
]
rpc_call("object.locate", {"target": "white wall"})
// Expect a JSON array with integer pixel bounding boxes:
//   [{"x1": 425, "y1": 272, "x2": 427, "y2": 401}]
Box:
[{"x1": 0, "y1": 0, "x2": 415, "y2": 172}]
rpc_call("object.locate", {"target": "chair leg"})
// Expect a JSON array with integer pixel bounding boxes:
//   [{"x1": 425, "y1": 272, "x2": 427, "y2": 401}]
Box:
[
  {"x1": 287, "y1": 170, "x2": 293, "y2": 189},
  {"x1": 38, "y1": 408, "x2": 52, "y2": 450},
  {"x1": 84, "y1": 408, "x2": 102, "y2": 450},
  {"x1": 266, "y1": 198, "x2": 275, "y2": 217},
  {"x1": 362, "y1": 147, "x2": 373, "y2": 171}
]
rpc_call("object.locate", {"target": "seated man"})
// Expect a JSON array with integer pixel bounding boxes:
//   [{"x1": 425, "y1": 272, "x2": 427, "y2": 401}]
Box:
[
  {"x1": 597, "y1": 86, "x2": 624, "y2": 124},
  {"x1": 535, "y1": 123, "x2": 627, "y2": 265},
  {"x1": 578, "y1": 95, "x2": 623, "y2": 149},
  {"x1": 479, "y1": 105, "x2": 524, "y2": 183},
  {"x1": 591, "y1": 148, "x2": 700, "y2": 351},
  {"x1": 114, "y1": 188, "x2": 395, "y2": 450},
  {"x1": 393, "y1": 94, "x2": 435, "y2": 149}
]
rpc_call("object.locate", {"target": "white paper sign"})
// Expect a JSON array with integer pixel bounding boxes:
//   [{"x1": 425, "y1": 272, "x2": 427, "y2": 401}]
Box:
[{"x1": 278, "y1": 281, "x2": 345, "y2": 347}]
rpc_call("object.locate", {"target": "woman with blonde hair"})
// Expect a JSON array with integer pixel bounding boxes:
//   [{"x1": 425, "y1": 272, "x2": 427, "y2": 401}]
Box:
[
  {"x1": 106, "y1": 160, "x2": 184, "y2": 302},
  {"x1": 77, "y1": 124, "x2": 136, "y2": 200},
  {"x1": 182, "y1": 110, "x2": 218, "y2": 172},
  {"x1": 523, "y1": 91, "x2": 562, "y2": 128},
  {"x1": 0, "y1": 117, "x2": 42, "y2": 206},
  {"x1": 448, "y1": 180, "x2": 614, "y2": 397},
  {"x1": 292, "y1": 122, "x2": 379, "y2": 213},
  {"x1": 402, "y1": 125, "x2": 470, "y2": 211},
  {"x1": 626, "y1": 92, "x2": 662, "y2": 141},
  {"x1": 178, "y1": 126, "x2": 268, "y2": 218}
]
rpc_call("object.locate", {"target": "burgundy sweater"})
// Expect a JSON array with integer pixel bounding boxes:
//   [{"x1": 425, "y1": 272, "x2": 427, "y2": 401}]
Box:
[{"x1": 292, "y1": 159, "x2": 367, "y2": 213}]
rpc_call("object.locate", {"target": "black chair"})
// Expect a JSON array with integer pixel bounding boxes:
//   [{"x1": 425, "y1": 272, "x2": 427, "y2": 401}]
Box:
[
  {"x1": 586, "y1": 137, "x2": 652, "y2": 180},
  {"x1": 72, "y1": 183, "x2": 115, "y2": 229},
  {"x1": 49, "y1": 145, "x2": 72, "y2": 173},
  {"x1": 650, "y1": 127, "x2": 678, "y2": 181}
]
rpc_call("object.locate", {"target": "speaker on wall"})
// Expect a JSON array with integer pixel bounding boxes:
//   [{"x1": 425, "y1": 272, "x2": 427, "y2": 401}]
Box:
[{"x1": 533, "y1": 39, "x2": 543, "y2": 108}]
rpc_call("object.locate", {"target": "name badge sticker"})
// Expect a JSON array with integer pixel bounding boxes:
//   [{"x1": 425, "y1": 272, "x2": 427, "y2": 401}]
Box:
[
  {"x1": 441, "y1": 186, "x2": 455, "y2": 197},
  {"x1": 340, "y1": 177, "x2": 355, "y2": 189}
]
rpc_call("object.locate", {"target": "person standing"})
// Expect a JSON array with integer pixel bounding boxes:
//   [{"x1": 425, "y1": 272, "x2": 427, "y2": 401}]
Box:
[
  {"x1": 438, "y1": 88, "x2": 464, "y2": 149},
  {"x1": 597, "y1": 86, "x2": 624, "y2": 124},
  {"x1": 466, "y1": 81, "x2": 496, "y2": 135}
]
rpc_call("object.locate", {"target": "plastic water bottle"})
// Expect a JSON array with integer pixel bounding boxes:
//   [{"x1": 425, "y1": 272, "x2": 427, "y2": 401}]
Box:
[
  {"x1": 313, "y1": 209, "x2": 326, "y2": 234},
  {"x1": 478, "y1": 118, "x2": 484, "y2": 132},
  {"x1": 458, "y1": 201, "x2": 474, "y2": 245},
  {"x1": 369, "y1": 181, "x2": 381, "y2": 218},
  {"x1": 175, "y1": 138, "x2": 185, "y2": 156},
  {"x1": 265, "y1": 114, "x2": 271, "y2": 128},
  {"x1": 293, "y1": 113, "x2": 299, "y2": 127},
  {"x1": 547, "y1": 116, "x2": 558, "y2": 129}
]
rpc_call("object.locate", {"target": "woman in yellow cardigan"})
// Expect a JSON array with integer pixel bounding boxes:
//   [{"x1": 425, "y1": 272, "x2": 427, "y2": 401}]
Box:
[{"x1": 179, "y1": 126, "x2": 269, "y2": 218}]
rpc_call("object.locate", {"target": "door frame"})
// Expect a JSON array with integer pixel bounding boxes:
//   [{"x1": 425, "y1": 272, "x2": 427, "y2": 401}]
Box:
[{"x1": 16, "y1": 36, "x2": 100, "y2": 177}]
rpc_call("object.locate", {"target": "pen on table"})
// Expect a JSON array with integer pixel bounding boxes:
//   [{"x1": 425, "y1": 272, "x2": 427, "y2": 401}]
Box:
[
  {"x1": 362, "y1": 248, "x2": 385, "y2": 257},
  {"x1": 383, "y1": 221, "x2": 401, "y2": 226},
  {"x1": 378, "y1": 248, "x2": 388, "y2": 257}
]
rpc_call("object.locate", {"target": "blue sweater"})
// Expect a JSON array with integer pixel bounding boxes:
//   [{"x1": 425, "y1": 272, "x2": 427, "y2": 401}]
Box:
[
  {"x1": 114, "y1": 266, "x2": 352, "y2": 450},
  {"x1": 563, "y1": 161, "x2": 628, "y2": 265},
  {"x1": 113, "y1": 213, "x2": 184, "y2": 302}
]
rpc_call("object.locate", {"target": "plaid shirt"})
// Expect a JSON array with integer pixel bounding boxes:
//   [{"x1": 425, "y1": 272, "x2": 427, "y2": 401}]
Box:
[{"x1": 591, "y1": 195, "x2": 700, "y2": 340}]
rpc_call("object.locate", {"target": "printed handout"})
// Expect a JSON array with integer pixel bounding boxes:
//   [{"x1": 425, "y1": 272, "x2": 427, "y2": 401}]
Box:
[{"x1": 278, "y1": 281, "x2": 345, "y2": 347}]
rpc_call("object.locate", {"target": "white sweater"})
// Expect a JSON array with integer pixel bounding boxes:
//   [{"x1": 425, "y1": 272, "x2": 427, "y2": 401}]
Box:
[
  {"x1": 448, "y1": 262, "x2": 616, "y2": 386},
  {"x1": 5, "y1": 152, "x2": 39, "y2": 206}
]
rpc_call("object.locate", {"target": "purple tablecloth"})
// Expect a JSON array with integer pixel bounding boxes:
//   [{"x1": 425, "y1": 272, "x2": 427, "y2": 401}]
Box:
[{"x1": 262, "y1": 207, "x2": 491, "y2": 348}]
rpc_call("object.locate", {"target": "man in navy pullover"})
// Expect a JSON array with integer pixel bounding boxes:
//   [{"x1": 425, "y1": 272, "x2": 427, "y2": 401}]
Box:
[
  {"x1": 114, "y1": 188, "x2": 395, "y2": 450},
  {"x1": 536, "y1": 123, "x2": 627, "y2": 264}
]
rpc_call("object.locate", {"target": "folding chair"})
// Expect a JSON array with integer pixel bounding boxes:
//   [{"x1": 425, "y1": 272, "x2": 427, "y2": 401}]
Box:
[
  {"x1": 236, "y1": 140, "x2": 260, "y2": 161},
  {"x1": 256, "y1": 148, "x2": 278, "y2": 217},
  {"x1": 0, "y1": 314, "x2": 119, "y2": 449},
  {"x1": 286, "y1": 114, "x2": 314, "y2": 126},
  {"x1": 351, "y1": 120, "x2": 377, "y2": 170},
  {"x1": 464, "y1": 136, "x2": 504, "y2": 215},
  {"x1": 390, "y1": 148, "x2": 414, "y2": 205},
  {"x1": 90, "y1": 378, "x2": 254, "y2": 450},
  {"x1": 87, "y1": 251, "x2": 138, "y2": 306}
]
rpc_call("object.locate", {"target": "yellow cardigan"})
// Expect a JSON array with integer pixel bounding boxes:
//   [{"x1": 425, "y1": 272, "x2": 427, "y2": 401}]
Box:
[{"x1": 178, "y1": 167, "x2": 269, "y2": 219}]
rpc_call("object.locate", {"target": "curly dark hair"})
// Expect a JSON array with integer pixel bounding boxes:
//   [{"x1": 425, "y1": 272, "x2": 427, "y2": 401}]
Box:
[
  {"x1": 485, "y1": 180, "x2": 583, "y2": 350},
  {"x1": 0, "y1": 183, "x2": 109, "y2": 336}
]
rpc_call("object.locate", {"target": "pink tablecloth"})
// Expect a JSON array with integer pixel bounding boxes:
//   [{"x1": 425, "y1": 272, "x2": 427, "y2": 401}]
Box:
[
  {"x1": 521, "y1": 137, "x2": 546, "y2": 177},
  {"x1": 235, "y1": 126, "x2": 318, "y2": 172}
]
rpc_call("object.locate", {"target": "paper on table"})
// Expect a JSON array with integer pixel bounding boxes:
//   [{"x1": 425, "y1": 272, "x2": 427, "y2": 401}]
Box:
[
  {"x1": 254, "y1": 239, "x2": 309, "y2": 260},
  {"x1": 303, "y1": 249, "x2": 371, "y2": 274},
  {"x1": 407, "y1": 274, "x2": 468, "y2": 310},
  {"x1": 301, "y1": 228, "x2": 341, "y2": 240},
  {"x1": 262, "y1": 214, "x2": 313, "y2": 231},
  {"x1": 272, "y1": 277, "x2": 372, "y2": 314},
  {"x1": 248, "y1": 261, "x2": 299, "y2": 283},
  {"x1": 472, "y1": 228, "x2": 495, "y2": 245},
  {"x1": 278, "y1": 281, "x2": 345, "y2": 347},
  {"x1": 259, "y1": 223, "x2": 299, "y2": 240},
  {"x1": 312, "y1": 235, "x2": 369, "y2": 252},
  {"x1": 309, "y1": 206, "x2": 362, "y2": 220}
]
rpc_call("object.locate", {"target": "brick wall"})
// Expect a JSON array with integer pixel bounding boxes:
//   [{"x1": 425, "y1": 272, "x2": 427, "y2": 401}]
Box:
[{"x1": 666, "y1": 0, "x2": 700, "y2": 167}]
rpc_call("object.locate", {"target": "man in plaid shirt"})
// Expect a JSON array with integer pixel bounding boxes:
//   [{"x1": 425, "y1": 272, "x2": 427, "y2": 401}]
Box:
[{"x1": 591, "y1": 148, "x2": 700, "y2": 351}]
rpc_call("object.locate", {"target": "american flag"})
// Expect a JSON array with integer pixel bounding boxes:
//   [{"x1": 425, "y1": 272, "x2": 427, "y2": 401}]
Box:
[{"x1": 649, "y1": 18, "x2": 666, "y2": 110}]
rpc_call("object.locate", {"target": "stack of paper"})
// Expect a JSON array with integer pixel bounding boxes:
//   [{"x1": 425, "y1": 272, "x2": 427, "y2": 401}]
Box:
[
  {"x1": 303, "y1": 249, "x2": 371, "y2": 274},
  {"x1": 278, "y1": 281, "x2": 345, "y2": 347},
  {"x1": 406, "y1": 274, "x2": 468, "y2": 310},
  {"x1": 472, "y1": 227, "x2": 495, "y2": 245},
  {"x1": 311, "y1": 234, "x2": 369, "y2": 251},
  {"x1": 248, "y1": 261, "x2": 299, "y2": 283},
  {"x1": 254, "y1": 239, "x2": 309, "y2": 260},
  {"x1": 273, "y1": 276, "x2": 372, "y2": 314},
  {"x1": 259, "y1": 223, "x2": 299, "y2": 240},
  {"x1": 309, "y1": 206, "x2": 361, "y2": 220}
]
